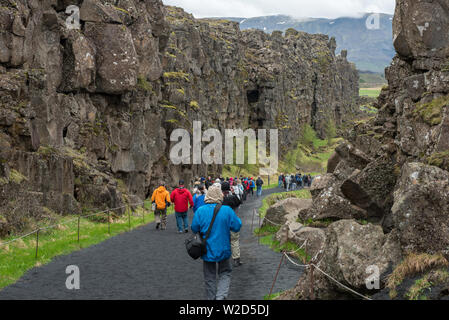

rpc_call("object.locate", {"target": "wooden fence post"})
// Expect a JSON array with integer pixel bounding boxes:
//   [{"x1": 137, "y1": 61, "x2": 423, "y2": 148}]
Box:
[
  {"x1": 35, "y1": 229, "x2": 40, "y2": 260},
  {"x1": 309, "y1": 263, "x2": 315, "y2": 300},
  {"x1": 77, "y1": 215, "x2": 81, "y2": 244},
  {"x1": 107, "y1": 210, "x2": 110, "y2": 234}
]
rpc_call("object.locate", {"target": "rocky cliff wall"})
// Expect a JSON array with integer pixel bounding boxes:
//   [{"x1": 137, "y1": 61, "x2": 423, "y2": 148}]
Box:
[
  {"x1": 0, "y1": 0, "x2": 358, "y2": 236},
  {"x1": 280, "y1": 0, "x2": 449, "y2": 300}
]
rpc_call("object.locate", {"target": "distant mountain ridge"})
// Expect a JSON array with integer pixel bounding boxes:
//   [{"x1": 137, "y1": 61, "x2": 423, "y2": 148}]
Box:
[{"x1": 217, "y1": 14, "x2": 394, "y2": 73}]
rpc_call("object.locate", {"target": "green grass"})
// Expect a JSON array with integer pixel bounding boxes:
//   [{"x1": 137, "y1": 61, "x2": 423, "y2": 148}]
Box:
[
  {"x1": 255, "y1": 232, "x2": 311, "y2": 264},
  {"x1": 359, "y1": 88, "x2": 382, "y2": 98},
  {"x1": 280, "y1": 134, "x2": 342, "y2": 174},
  {"x1": 258, "y1": 189, "x2": 311, "y2": 219},
  {"x1": 0, "y1": 202, "x2": 172, "y2": 289},
  {"x1": 222, "y1": 127, "x2": 340, "y2": 180},
  {"x1": 264, "y1": 291, "x2": 283, "y2": 300}
]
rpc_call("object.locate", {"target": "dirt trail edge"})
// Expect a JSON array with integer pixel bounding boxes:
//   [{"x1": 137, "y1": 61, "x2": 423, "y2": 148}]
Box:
[{"x1": 0, "y1": 187, "x2": 303, "y2": 300}]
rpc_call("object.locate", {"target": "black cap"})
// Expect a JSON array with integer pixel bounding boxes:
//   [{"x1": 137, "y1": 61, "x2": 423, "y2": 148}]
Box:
[
  {"x1": 179, "y1": 179, "x2": 184, "y2": 185},
  {"x1": 221, "y1": 181, "x2": 231, "y2": 192}
]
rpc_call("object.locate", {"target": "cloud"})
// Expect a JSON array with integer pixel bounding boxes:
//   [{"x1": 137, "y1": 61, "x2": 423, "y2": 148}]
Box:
[{"x1": 161, "y1": 0, "x2": 396, "y2": 19}]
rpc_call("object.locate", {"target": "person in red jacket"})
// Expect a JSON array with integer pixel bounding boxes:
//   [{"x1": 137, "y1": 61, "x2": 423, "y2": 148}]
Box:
[{"x1": 171, "y1": 180, "x2": 194, "y2": 234}]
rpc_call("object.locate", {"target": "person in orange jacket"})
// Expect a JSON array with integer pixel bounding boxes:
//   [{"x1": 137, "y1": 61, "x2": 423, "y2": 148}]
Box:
[{"x1": 151, "y1": 181, "x2": 171, "y2": 230}]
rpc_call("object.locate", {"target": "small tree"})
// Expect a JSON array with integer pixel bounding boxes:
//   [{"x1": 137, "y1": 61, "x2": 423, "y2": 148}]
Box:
[
  {"x1": 299, "y1": 124, "x2": 317, "y2": 148},
  {"x1": 325, "y1": 120, "x2": 337, "y2": 146}
]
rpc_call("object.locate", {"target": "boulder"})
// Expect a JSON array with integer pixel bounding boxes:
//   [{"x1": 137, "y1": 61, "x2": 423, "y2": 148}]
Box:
[
  {"x1": 263, "y1": 198, "x2": 312, "y2": 227},
  {"x1": 301, "y1": 182, "x2": 368, "y2": 221},
  {"x1": 326, "y1": 152, "x2": 340, "y2": 173},
  {"x1": 335, "y1": 142, "x2": 372, "y2": 170},
  {"x1": 391, "y1": 163, "x2": 449, "y2": 257},
  {"x1": 294, "y1": 227, "x2": 326, "y2": 258},
  {"x1": 340, "y1": 156, "x2": 398, "y2": 219},
  {"x1": 309, "y1": 174, "x2": 336, "y2": 199},
  {"x1": 275, "y1": 224, "x2": 325, "y2": 259},
  {"x1": 393, "y1": 0, "x2": 449, "y2": 59},
  {"x1": 288, "y1": 220, "x2": 402, "y2": 299}
]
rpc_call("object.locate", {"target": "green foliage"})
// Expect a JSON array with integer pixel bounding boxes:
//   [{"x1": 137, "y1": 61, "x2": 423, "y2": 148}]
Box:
[
  {"x1": 137, "y1": 75, "x2": 153, "y2": 92},
  {"x1": 314, "y1": 51, "x2": 332, "y2": 73},
  {"x1": 427, "y1": 150, "x2": 449, "y2": 171},
  {"x1": 299, "y1": 124, "x2": 317, "y2": 148},
  {"x1": 9, "y1": 169, "x2": 27, "y2": 184},
  {"x1": 325, "y1": 119, "x2": 337, "y2": 146},
  {"x1": 163, "y1": 72, "x2": 190, "y2": 82},
  {"x1": 414, "y1": 95, "x2": 449, "y2": 126},
  {"x1": 359, "y1": 88, "x2": 381, "y2": 98},
  {"x1": 189, "y1": 100, "x2": 200, "y2": 110},
  {"x1": 406, "y1": 277, "x2": 432, "y2": 300},
  {"x1": 264, "y1": 291, "x2": 283, "y2": 300}
]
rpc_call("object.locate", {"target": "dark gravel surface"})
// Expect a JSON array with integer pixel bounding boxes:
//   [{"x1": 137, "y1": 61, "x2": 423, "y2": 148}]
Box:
[{"x1": 0, "y1": 187, "x2": 303, "y2": 300}]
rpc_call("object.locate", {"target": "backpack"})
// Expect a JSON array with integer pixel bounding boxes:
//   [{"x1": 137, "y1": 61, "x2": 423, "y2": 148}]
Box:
[{"x1": 185, "y1": 204, "x2": 222, "y2": 260}]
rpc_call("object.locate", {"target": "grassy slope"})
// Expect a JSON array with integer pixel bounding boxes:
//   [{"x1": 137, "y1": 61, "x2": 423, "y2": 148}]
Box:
[
  {"x1": 0, "y1": 202, "x2": 172, "y2": 289},
  {"x1": 223, "y1": 136, "x2": 341, "y2": 182},
  {"x1": 359, "y1": 88, "x2": 382, "y2": 98},
  {"x1": 359, "y1": 71, "x2": 387, "y2": 88}
]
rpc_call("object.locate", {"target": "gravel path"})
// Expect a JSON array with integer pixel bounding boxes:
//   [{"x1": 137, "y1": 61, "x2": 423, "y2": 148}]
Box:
[{"x1": 0, "y1": 187, "x2": 303, "y2": 300}]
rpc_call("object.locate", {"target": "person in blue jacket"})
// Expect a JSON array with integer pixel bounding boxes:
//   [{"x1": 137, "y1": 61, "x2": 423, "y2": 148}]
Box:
[
  {"x1": 192, "y1": 184, "x2": 206, "y2": 214},
  {"x1": 191, "y1": 184, "x2": 242, "y2": 300}
]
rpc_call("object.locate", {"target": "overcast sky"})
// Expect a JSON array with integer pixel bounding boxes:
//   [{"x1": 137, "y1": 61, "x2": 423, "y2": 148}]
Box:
[{"x1": 162, "y1": 0, "x2": 396, "y2": 19}]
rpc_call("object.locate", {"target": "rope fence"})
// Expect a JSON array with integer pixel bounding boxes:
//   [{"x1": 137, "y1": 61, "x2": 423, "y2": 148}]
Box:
[
  {"x1": 0, "y1": 201, "x2": 148, "y2": 260},
  {"x1": 254, "y1": 209, "x2": 372, "y2": 301},
  {"x1": 2, "y1": 193, "x2": 372, "y2": 301}
]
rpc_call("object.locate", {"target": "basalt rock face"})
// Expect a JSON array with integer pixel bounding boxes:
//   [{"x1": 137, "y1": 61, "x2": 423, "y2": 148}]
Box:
[
  {"x1": 0, "y1": 0, "x2": 358, "y2": 236},
  {"x1": 281, "y1": 0, "x2": 449, "y2": 300}
]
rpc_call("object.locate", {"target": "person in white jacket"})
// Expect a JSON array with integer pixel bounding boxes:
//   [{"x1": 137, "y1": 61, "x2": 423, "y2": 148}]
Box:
[
  {"x1": 285, "y1": 174, "x2": 292, "y2": 191},
  {"x1": 232, "y1": 180, "x2": 243, "y2": 202}
]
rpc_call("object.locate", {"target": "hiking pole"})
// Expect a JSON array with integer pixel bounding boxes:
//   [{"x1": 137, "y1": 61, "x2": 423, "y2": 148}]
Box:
[{"x1": 35, "y1": 229, "x2": 40, "y2": 260}]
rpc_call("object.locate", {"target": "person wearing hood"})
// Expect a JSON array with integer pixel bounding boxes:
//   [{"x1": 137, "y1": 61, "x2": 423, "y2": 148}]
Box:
[
  {"x1": 193, "y1": 184, "x2": 206, "y2": 214},
  {"x1": 256, "y1": 177, "x2": 264, "y2": 197},
  {"x1": 170, "y1": 180, "x2": 194, "y2": 234},
  {"x1": 191, "y1": 185, "x2": 242, "y2": 300},
  {"x1": 221, "y1": 182, "x2": 243, "y2": 267},
  {"x1": 150, "y1": 181, "x2": 171, "y2": 230}
]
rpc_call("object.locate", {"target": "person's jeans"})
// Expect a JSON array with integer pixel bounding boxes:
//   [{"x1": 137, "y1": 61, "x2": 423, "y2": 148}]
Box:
[
  {"x1": 203, "y1": 258, "x2": 232, "y2": 300},
  {"x1": 256, "y1": 186, "x2": 262, "y2": 197},
  {"x1": 278, "y1": 180, "x2": 282, "y2": 187},
  {"x1": 175, "y1": 211, "x2": 188, "y2": 232}
]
